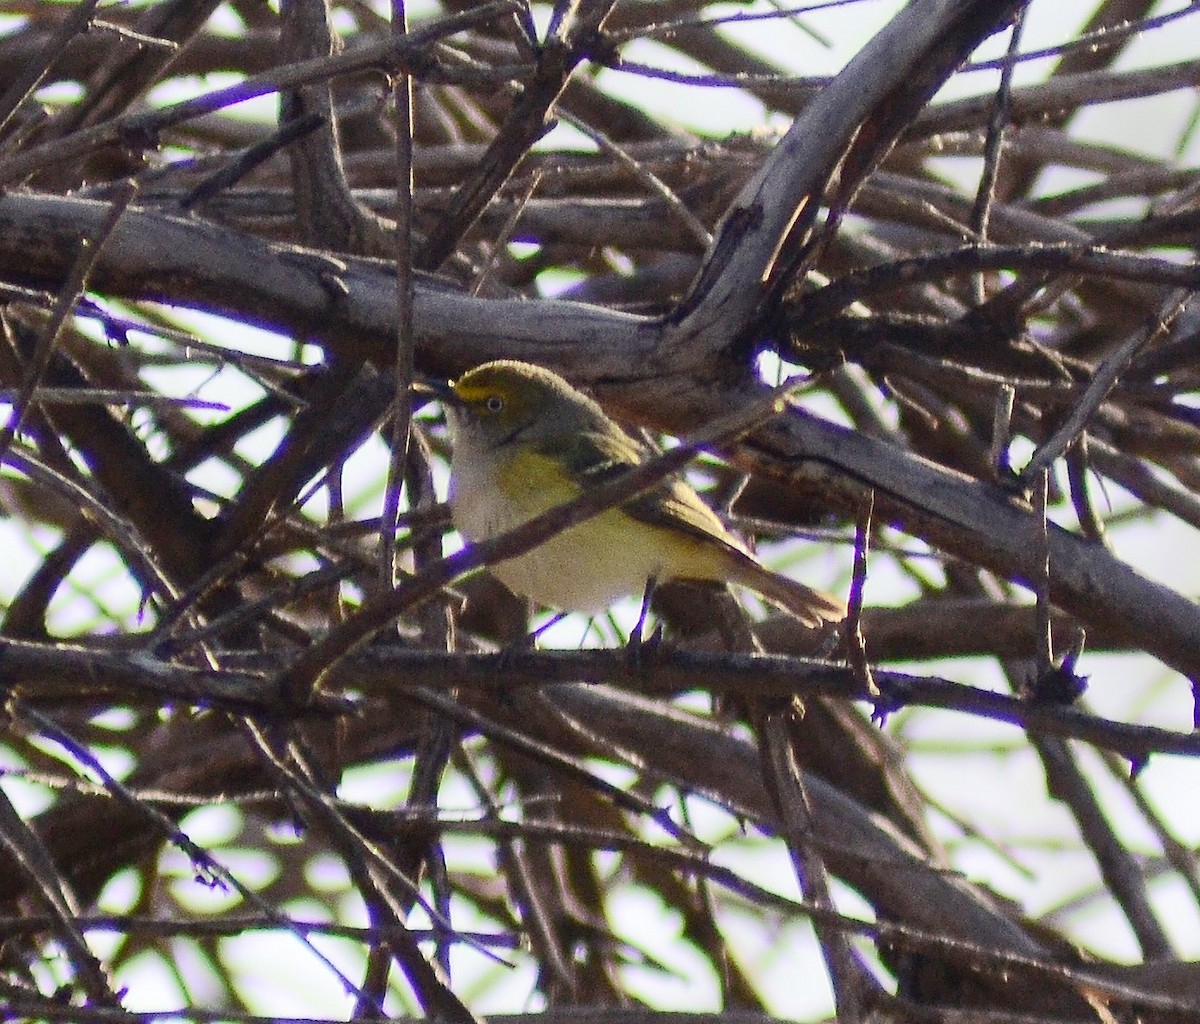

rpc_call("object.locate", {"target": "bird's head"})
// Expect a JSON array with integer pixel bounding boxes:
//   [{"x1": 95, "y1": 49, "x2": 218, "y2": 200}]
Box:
[{"x1": 430, "y1": 360, "x2": 607, "y2": 452}]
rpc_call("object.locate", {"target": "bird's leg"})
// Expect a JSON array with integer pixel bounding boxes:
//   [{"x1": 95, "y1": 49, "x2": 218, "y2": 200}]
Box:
[
  {"x1": 529, "y1": 610, "x2": 569, "y2": 646},
  {"x1": 497, "y1": 610, "x2": 569, "y2": 670},
  {"x1": 626, "y1": 576, "x2": 663, "y2": 669},
  {"x1": 488, "y1": 609, "x2": 570, "y2": 710}
]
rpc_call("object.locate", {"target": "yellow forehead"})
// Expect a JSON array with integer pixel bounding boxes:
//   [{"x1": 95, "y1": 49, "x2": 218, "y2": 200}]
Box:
[
  {"x1": 452, "y1": 376, "x2": 506, "y2": 403},
  {"x1": 452, "y1": 362, "x2": 555, "y2": 404}
]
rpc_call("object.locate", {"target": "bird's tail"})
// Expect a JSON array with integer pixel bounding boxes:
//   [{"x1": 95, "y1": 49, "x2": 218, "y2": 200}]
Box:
[{"x1": 733, "y1": 560, "x2": 847, "y2": 628}]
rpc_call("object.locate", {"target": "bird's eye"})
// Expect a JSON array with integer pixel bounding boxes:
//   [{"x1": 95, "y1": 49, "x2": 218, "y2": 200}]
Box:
[{"x1": 484, "y1": 394, "x2": 505, "y2": 413}]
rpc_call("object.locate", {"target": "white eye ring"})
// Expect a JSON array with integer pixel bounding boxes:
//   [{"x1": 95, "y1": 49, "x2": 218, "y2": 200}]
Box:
[{"x1": 485, "y1": 395, "x2": 505, "y2": 413}]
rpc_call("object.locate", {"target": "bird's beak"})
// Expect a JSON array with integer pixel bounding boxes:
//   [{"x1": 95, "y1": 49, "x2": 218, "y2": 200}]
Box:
[{"x1": 412, "y1": 376, "x2": 459, "y2": 407}]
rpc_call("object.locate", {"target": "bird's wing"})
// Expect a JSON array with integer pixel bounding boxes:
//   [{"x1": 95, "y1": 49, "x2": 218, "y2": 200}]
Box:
[{"x1": 542, "y1": 428, "x2": 748, "y2": 555}]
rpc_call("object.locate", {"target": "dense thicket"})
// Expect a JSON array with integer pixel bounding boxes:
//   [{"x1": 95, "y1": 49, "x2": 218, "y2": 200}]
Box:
[{"x1": 0, "y1": 2, "x2": 1198, "y2": 1022}]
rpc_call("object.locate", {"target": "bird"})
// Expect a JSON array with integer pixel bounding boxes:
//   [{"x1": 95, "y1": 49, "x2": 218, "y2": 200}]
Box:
[{"x1": 426, "y1": 360, "x2": 845, "y2": 628}]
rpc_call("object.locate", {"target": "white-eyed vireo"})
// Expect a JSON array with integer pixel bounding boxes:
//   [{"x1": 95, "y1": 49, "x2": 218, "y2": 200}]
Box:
[{"x1": 427, "y1": 360, "x2": 845, "y2": 627}]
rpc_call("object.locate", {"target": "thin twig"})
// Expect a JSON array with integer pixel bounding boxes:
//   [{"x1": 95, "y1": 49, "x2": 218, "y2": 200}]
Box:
[
  {"x1": 1021, "y1": 290, "x2": 1193, "y2": 484},
  {"x1": 381, "y1": 0, "x2": 418, "y2": 592},
  {"x1": 0, "y1": 2, "x2": 520, "y2": 188},
  {"x1": 0, "y1": 0, "x2": 104, "y2": 139},
  {"x1": 559, "y1": 109, "x2": 712, "y2": 248},
  {"x1": 970, "y1": 4, "x2": 1027, "y2": 246},
  {"x1": 0, "y1": 180, "x2": 137, "y2": 464},
  {"x1": 9, "y1": 702, "x2": 379, "y2": 1009},
  {"x1": 0, "y1": 779, "x2": 117, "y2": 1005},
  {"x1": 846, "y1": 490, "x2": 875, "y2": 699},
  {"x1": 760, "y1": 708, "x2": 870, "y2": 1022}
]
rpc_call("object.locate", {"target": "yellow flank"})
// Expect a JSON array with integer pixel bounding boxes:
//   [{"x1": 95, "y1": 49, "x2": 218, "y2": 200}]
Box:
[
  {"x1": 497, "y1": 448, "x2": 580, "y2": 513},
  {"x1": 464, "y1": 448, "x2": 730, "y2": 613}
]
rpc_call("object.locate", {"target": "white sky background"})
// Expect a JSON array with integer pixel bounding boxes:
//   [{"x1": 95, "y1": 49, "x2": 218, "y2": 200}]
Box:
[{"x1": 2, "y1": 0, "x2": 1200, "y2": 1019}]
